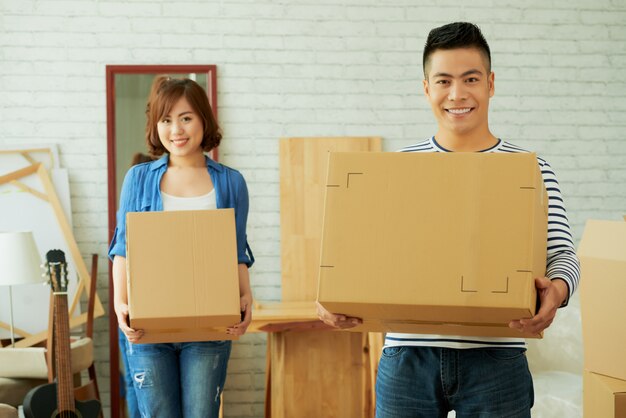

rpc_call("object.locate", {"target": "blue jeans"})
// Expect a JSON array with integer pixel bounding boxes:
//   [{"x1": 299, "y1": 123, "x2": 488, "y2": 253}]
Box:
[
  {"x1": 125, "y1": 340, "x2": 232, "y2": 418},
  {"x1": 119, "y1": 329, "x2": 140, "y2": 418},
  {"x1": 375, "y1": 346, "x2": 534, "y2": 418}
]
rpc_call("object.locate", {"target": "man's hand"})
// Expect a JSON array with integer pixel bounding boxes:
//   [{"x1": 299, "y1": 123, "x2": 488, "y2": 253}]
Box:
[
  {"x1": 227, "y1": 293, "x2": 253, "y2": 336},
  {"x1": 316, "y1": 301, "x2": 362, "y2": 329},
  {"x1": 115, "y1": 302, "x2": 144, "y2": 343},
  {"x1": 509, "y1": 277, "x2": 569, "y2": 335}
]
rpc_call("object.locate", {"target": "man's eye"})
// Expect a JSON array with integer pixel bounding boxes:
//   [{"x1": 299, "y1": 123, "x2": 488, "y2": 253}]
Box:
[
  {"x1": 466, "y1": 77, "x2": 479, "y2": 83},
  {"x1": 436, "y1": 80, "x2": 449, "y2": 85}
]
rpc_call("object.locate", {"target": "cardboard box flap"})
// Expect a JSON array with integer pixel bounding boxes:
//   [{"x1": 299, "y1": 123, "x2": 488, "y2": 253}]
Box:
[
  {"x1": 602, "y1": 374, "x2": 626, "y2": 394},
  {"x1": 139, "y1": 328, "x2": 238, "y2": 344},
  {"x1": 578, "y1": 219, "x2": 626, "y2": 262},
  {"x1": 319, "y1": 152, "x2": 546, "y2": 324}
]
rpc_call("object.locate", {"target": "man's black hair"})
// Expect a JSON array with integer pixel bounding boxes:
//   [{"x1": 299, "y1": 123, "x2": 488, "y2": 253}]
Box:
[{"x1": 423, "y1": 22, "x2": 491, "y2": 78}]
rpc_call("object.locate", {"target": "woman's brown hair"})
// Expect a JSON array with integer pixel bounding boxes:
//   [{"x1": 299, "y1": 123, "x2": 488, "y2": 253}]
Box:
[{"x1": 145, "y1": 76, "x2": 222, "y2": 156}]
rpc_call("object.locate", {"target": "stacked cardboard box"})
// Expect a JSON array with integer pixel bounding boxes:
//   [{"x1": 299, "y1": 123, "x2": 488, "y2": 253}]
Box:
[
  {"x1": 317, "y1": 152, "x2": 548, "y2": 338},
  {"x1": 579, "y1": 219, "x2": 626, "y2": 417}
]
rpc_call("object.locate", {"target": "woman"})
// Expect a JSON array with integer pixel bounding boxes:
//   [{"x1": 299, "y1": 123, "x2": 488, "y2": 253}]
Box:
[{"x1": 108, "y1": 76, "x2": 254, "y2": 417}]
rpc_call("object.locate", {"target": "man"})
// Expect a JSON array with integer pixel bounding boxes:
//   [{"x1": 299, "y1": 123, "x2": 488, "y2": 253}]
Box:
[{"x1": 318, "y1": 22, "x2": 580, "y2": 418}]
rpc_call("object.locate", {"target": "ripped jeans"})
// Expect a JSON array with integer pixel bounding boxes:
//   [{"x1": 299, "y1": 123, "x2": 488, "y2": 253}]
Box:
[{"x1": 125, "y1": 340, "x2": 231, "y2": 418}]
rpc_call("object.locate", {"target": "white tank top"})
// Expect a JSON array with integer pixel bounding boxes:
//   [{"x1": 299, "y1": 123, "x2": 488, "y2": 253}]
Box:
[{"x1": 161, "y1": 189, "x2": 217, "y2": 211}]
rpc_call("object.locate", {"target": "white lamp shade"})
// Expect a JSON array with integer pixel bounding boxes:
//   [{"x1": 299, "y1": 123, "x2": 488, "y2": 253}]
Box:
[{"x1": 0, "y1": 231, "x2": 44, "y2": 287}]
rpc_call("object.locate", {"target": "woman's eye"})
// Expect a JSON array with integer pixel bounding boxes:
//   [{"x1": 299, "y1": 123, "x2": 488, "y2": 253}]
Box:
[{"x1": 182, "y1": 116, "x2": 192, "y2": 122}]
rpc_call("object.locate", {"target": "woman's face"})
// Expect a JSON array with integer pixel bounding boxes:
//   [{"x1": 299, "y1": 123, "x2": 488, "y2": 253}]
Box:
[{"x1": 157, "y1": 96, "x2": 204, "y2": 158}]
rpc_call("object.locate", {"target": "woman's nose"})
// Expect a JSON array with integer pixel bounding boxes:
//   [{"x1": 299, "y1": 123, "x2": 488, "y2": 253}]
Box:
[{"x1": 171, "y1": 122, "x2": 183, "y2": 134}]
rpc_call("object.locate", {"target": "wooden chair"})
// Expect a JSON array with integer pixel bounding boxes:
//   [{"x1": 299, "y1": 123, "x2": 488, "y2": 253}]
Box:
[{"x1": 72, "y1": 254, "x2": 101, "y2": 406}]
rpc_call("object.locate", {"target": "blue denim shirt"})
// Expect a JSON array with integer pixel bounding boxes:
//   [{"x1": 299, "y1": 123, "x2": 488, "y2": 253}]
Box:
[{"x1": 108, "y1": 154, "x2": 254, "y2": 267}]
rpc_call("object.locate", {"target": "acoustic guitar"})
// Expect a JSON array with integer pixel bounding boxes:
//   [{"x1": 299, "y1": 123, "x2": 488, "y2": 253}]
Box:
[{"x1": 23, "y1": 249, "x2": 101, "y2": 418}]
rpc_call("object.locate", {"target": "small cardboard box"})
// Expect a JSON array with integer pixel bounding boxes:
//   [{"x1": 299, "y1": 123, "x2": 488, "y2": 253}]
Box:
[
  {"x1": 317, "y1": 152, "x2": 548, "y2": 338},
  {"x1": 579, "y1": 219, "x2": 626, "y2": 380},
  {"x1": 126, "y1": 209, "x2": 241, "y2": 343},
  {"x1": 584, "y1": 371, "x2": 626, "y2": 418}
]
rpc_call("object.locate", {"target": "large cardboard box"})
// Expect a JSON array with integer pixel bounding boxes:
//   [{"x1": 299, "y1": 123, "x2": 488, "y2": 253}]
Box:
[
  {"x1": 584, "y1": 371, "x2": 626, "y2": 418},
  {"x1": 126, "y1": 209, "x2": 241, "y2": 343},
  {"x1": 317, "y1": 152, "x2": 548, "y2": 338},
  {"x1": 579, "y1": 219, "x2": 626, "y2": 380}
]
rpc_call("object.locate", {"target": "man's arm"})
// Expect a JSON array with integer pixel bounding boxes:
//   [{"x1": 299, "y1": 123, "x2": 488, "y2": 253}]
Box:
[
  {"x1": 541, "y1": 160, "x2": 581, "y2": 302},
  {"x1": 316, "y1": 302, "x2": 362, "y2": 329},
  {"x1": 510, "y1": 159, "x2": 580, "y2": 334}
]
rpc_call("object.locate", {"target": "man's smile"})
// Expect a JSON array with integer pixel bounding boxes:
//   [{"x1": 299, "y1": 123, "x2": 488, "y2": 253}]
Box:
[{"x1": 445, "y1": 107, "x2": 473, "y2": 115}]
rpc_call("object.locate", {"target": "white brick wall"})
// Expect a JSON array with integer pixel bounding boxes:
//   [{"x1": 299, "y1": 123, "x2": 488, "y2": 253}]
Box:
[{"x1": 1, "y1": 1, "x2": 625, "y2": 416}]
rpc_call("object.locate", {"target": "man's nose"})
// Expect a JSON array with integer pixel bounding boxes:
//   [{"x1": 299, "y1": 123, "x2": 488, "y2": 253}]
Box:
[{"x1": 448, "y1": 82, "x2": 466, "y2": 101}]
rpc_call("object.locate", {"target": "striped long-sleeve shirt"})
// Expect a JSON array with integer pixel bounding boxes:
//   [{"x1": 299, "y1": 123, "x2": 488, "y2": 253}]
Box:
[{"x1": 384, "y1": 137, "x2": 581, "y2": 350}]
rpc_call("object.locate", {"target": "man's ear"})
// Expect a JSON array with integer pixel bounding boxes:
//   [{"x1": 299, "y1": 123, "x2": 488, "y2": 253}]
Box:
[
  {"x1": 423, "y1": 78, "x2": 430, "y2": 98},
  {"x1": 488, "y1": 71, "x2": 495, "y2": 98}
]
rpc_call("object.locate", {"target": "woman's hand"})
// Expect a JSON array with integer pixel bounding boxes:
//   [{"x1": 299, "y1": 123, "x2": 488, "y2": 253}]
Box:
[
  {"x1": 227, "y1": 293, "x2": 253, "y2": 336},
  {"x1": 115, "y1": 301, "x2": 144, "y2": 343}
]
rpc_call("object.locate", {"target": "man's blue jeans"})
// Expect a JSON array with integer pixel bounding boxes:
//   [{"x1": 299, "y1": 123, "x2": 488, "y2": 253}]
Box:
[
  {"x1": 375, "y1": 346, "x2": 534, "y2": 418},
  {"x1": 125, "y1": 340, "x2": 232, "y2": 418}
]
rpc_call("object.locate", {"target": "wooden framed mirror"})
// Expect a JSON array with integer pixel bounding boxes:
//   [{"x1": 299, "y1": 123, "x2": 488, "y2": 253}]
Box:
[{"x1": 106, "y1": 65, "x2": 217, "y2": 417}]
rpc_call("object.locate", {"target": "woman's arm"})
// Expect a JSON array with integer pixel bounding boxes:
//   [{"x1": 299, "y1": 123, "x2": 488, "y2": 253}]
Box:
[
  {"x1": 113, "y1": 255, "x2": 144, "y2": 342},
  {"x1": 227, "y1": 263, "x2": 253, "y2": 336}
]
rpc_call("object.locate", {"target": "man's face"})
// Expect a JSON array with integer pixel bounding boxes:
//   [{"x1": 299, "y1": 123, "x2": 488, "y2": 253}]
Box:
[{"x1": 423, "y1": 48, "x2": 494, "y2": 138}]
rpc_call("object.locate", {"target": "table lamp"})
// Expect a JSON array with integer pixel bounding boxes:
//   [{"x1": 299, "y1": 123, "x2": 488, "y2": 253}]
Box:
[{"x1": 0, "y1": 231, "x2": 44, "y2": 347}]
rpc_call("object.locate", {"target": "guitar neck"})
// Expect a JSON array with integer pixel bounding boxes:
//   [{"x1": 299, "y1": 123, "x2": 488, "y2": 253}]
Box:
[{"x1": 54, "y1": 293, "x2": 75, "y2": 413}]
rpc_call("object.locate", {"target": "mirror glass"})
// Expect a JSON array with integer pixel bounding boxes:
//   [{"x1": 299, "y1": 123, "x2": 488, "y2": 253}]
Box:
[{"x1": 114, "y1": 73, "x2": 210, "y2": 198}]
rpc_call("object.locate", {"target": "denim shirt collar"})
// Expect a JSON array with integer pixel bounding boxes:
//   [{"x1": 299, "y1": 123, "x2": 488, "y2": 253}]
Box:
[
  {"x1": 148, "y1": 154, "x2": 223, "y2": 172},
  {"x1": 109, "y1": 152, "x2": 254, "y2": 267}
]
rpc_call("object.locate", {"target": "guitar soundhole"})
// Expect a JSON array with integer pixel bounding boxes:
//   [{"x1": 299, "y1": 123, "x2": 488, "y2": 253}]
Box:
[{"x1": 54, "y1": 410, "x2": 81, "y2": 418}]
